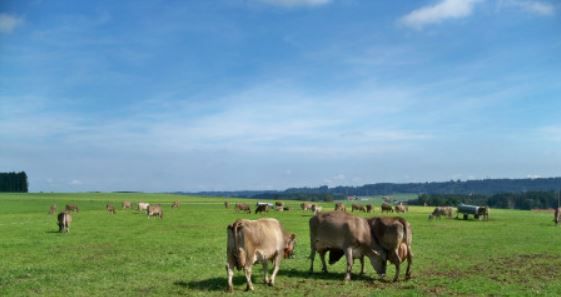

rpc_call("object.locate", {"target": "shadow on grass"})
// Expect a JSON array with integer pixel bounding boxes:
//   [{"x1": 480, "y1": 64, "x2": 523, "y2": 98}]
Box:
[
  {"x1": 175, "y1": 276, "x2": 245, "y2": 292},
  {"x1": 278, "y1": 268, "x2": 376, "y2": 282}
]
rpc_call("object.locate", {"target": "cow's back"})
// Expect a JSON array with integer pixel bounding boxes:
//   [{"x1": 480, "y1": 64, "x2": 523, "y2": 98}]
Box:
[{"x1": 310, "y1": 211, "x2": 371, "y2": 249}]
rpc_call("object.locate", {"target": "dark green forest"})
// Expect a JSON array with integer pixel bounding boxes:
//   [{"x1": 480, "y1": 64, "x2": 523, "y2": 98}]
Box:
[
  {"x1": 409, "y1": 192, "x2": 561, "y2": 210},
  {"x1": 0, "y1": 172, "x2": 28, "y2": 192}
]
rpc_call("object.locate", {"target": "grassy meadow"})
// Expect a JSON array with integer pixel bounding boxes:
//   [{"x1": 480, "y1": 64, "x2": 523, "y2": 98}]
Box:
[{"x1": 1, "y1": 192, "x2": 561, "y2": 296}]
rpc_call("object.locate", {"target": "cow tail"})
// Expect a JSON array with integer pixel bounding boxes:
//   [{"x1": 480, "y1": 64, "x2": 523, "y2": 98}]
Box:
[{"x1": 232, "y1": 221, "x2": 245, "y2": 270}]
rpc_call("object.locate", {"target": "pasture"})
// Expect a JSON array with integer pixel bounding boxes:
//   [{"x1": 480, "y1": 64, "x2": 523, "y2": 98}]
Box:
[{"x1": 1, "y1": 193, "x2": 561, "y2": 296}]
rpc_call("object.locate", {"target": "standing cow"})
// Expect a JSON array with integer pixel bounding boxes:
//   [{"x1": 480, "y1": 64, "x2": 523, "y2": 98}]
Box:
[
  {"x1": 352, "y1": 204, "x2": 367, "y2": 212},
  {"x1": 395, "y1": 204, "x2": 406, "y2": 213},
  {"x1": 65, "y1": 204, "x2": 80, "y2": 213},
  {"x1": 147, "y1": 204, "x2": 163, "y2": 219},
  {"x1": 171, "y1": 200, "x2": 180, "y2": 208},
  {"x1": 138, "y1": 202, "x2": 150, "y2": 212},
  {"x1": 106, "y1": 203, "x2": 116, "y2": 214},
  {"x1": 335, "y1": 202, "x2": 346, "y2": 212},
  {"x1": 48, "y1": 204, "x2": 57, "y2": 215},
  {"x1": 235, "y1": 203, "x2": 251, "y2": 214},
  {"x1": 301, "y1": 203, "x2": 313, "y2": 211},
  {"x1": 381, "y1": 203, "x2": 393, "y2": 213},
  {"x1": 226, "y1": 218, "x2": 296, "y2": 291},
  {"x1": 122, "y1": 200, "x2": 132, "y2": 209},
  {"x1": 255, "y1": 204, "x2": 269, "y2": 214},
  {"x1": 429, "y1": 206, "x2": 453, "y2": 220},
  {"x1": 57, "y1": 212, "x2": 72, "y2": 233},
  {"x1": 368, "y1": 217, "x2": 413, "y2": 281}
]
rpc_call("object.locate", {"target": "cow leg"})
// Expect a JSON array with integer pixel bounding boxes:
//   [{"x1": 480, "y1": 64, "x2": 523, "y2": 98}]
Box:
[
  {"x1": 309, "y1": 247, "x2": 316, "y2": 273},
  {"x1": 405, "y1": 247, "x2": 413, "y2": 280},
  {"x1": 269, "y1": 253, "x2": 282, "y2": 286},
  {"x1": 244, "y1": 266, "x2": 254, "y2": 291},
  {"x1": 262, "y1": 260, "x2": 269, "y2": 284},
  {"x1": 226, "y1": 262, "x2": 234, "y2": 292},
  {"x1": 319, "y1": 250, "x2": 328, "y2": 273},
  {"x1": 344, "y1": 247, "x2": 353, "y2": 281},
  {"x1": 359, "y1": 256, "x2": 365, "y2": 275},
  {"x1": 388, "y1": 252, "x2": 401, "y2": 282}
]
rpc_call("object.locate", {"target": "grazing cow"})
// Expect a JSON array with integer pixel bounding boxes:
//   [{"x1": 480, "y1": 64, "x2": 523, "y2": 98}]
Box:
[
  {"x1": 171, "y1": 200, "x2": 180, "y2": 208},
  {"x1": 311, "y1": 204, "x2": 322, "y2": 214},
  {"x1": 255, "y1": 204, "x2": 269, "y2": 214},
  {"x1": 226, "y1": 218, "x2": 296, "y2": 291},
  {"x1": 368, "y1": 217, "x2": 413, "y2": 282},
  {"x1": 275, "y1": 201, "x2": 284, "y2": 208},
  {"x1": 366, "y1": 204, "x2": 373, "y2": 213},
  {"x1": 301, "y1": 202, "x2": 313, "y2": 211},
  {"x1": 48, "y1": 204, "x2": 57, "y2": 215},
  {"x1": 224, "y1": 201, "x2": 230, "y2": 209},
  {"x1": 429, "y1": 207, "x2": 453, "y2": 220},
  {"x1": 147, "y1": 204, "x2": 163, "y2": 219},
  {"x1": 122, "y1": 200, "x2": 132, "y2": 209},
  {"x1": 381, "y1": 203, "x2": 393, "y2": 214},
  {"x1": 555, "y1": 208, "x2": 561, "y2": 225},
  {"x1": 309, "y1": 211, "x2": 385, "y2": 281},
  {"x1": 57, "y1": 212, "x2": 72, "y2": 233},
  {"x1": 335, "y1": 202, "x2": 346, "y2": 212},
  {"x1": 106, "y1": 203, "x2": 116, "y2": 214},
  {"x1": 477, "y1": 207, "x2": 489, "y2": 220},
  {"x1": 138, "y1": 202, "x2": 150, "y2": 212},
  {"x1": 394, "y1": 204, "x2": 406, "y2": 213},
  {"x1": 235, "y1": 203, "x2": 251, "y2": 214},
  {"x1": 283, "y1": 206, "x2": 290, "y2": 211},
  {"x1": 352, "y1": 204, "x2": 367, "y2": 212},
  {"x1": 65, "y1": 204, "x2": 80, "y2": 213}
]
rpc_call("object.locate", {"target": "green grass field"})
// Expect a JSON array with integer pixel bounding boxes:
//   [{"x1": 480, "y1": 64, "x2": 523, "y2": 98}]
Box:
[{"x1": 1, "y1": 193, "x2": 561, "y2": 296}]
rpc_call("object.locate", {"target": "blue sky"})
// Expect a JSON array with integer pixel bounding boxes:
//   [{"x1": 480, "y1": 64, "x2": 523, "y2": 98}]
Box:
[{"x1": 1, "y1": 0, "x2": 560, "y2": 192}]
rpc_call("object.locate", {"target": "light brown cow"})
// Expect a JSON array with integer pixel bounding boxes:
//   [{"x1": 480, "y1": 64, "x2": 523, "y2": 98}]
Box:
[
  {"x1": 335, "y1": 202, "x2": 346, "y2": 212},
  {"x1": 381, "y1": 203, "x2": 393, "y2": 214},
  {"x1": 171, "y1": 200, "x2": 180, "y2": 208},
  {"x1": 65, "y1": 204, "x2": 80, "y2": 213},
  {"x1": 394, "y1": 204, "x2": 406, "y2": 213},
  {"x1": 48, "y1": 204, "x2": 57, "y2": 215},
  {"x1": 235, "y1": 203, "x2": 251, "y2": 214},
  {"x1": 429, "y1": 206, "x2": 453, "y2": 220},
  {"x1": 301, "y1": 202, "x2": 313, "y2": 211},
  {"x1": 106, "y1": 203, "x2": 116, "y2": 214},
  {"x1": 57, "y1": 212, "x2": 72, "y2": 233},
  {"x1": 122, "y1": 200, "x2": 132, "y2": 209},
  {"x1": 226, "y1": 218, "x2": 296, "y2": 291},
  {"x1": 138, "y1": 202, "x2": 150, "y2": 212},
  {"x1": 352, "y1": 204, "x2": 367, "y2": 212},
  {"x1": 309, "y1": 211, "x2": 385, "y2": 281},
  {"x1": 555, "y1": 208, "x2": 561, "y2": 225},
  {"x1": 147, "y1": 204, "x2": 163, "y2": 219}
]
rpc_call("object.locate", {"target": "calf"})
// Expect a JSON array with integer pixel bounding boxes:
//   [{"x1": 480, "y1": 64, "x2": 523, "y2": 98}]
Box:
[
  {"x1": 235, "y1": 203, "x2": 251, "y2": 214},
  {"x1": 147, "y1": 204, "x2": 163, "y2": 219},
  {"x1": 57, "y1": 212, "x2": 72, "y2": 233},
  {"x1": 122, "y1": 200, "x2": 132, "y2": 209},
  {"x1": 48, "y1": 204, "x2": 57, "y2": 215},
  {"x1": 106, "y1": 203, "x2": 116, "y2": 214},
  {"x1": 301, "y1": 202, "x2": 313, "y2": 211},
  {"x1": 65, "y1": 204, "x2": 80, "y2": 213},
  {"x1": 226, "y1": 218, "x2": 296, "y2": 291}
]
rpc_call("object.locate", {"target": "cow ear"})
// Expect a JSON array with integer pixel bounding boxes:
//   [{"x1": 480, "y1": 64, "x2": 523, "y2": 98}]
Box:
[{"x1": 290, "y1": 233, "x2": 296, "y2": 240}]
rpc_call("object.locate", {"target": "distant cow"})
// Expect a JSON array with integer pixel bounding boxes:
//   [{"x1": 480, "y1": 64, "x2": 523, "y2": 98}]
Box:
[
  {"x1": 122, "y1": 200, "x2": 132, "y2": 209},
  {"x1": 57, "y1": 212, "x2": 72, "y2": 233},
  {"x1": 335, "y1": 202, "x2": 346, "y2": 212},
  {"x1": 309, "y1": 211, "x2": 385, "y2": 281},
  {"x1": 226, "y1": 218, "x2": 296, "y2": 291},
  {"x1": 352, "y1": 204, "x2": 367, "y2": 212},
  {"x1": 138, "y1": 202, "x2": 150, "y2": 212},
  {"x1": 311, "y1": 204, "x2": 322, "y2": 214},
  {"x1": 147, "y1": 204, "x2": 163, "y2": 219},
  {"x1": 171, "y1": 200, "x2": 180, "y2": 208},
  {"x1": 48, "y1": 204, "x2": 57, "y2": 215},
  {"x1": 395, "y1": 204, "x2": 406, "y2": 213},
  {"x1": 429, "y1": 207, "x2": 453, "y2": 220},
  {"x1": 224, "y1": 201, "x2": 230, "y2": 209},
  {"x1": 478, "y1": 206, "x2": 489, "y2": 220},
  {"x1": 275, "y1": 201, "x2": 284, "y2": 208},
  {"x1": 381, "y1": 203, "x2": 393, "y2": 214},
  {"x1": 255, "y1": 204, "x2": 269, "y2": 214},
  {"x1": 275, "y1": 206, "x2": 284, "y2": 212},
  {"x1": 106, "y1": 203, "x2": 116, "y2": 214},
  {"x1": 555, "y1": 208, "x2": 561, "y2": 225},
  {"x1": 235, "y1": 203, "x2": 251, "y2": 214},
  {"x1": 301, "y1": 203, "x2": 313, "y2": 211},
  {"x1": 65, "y1": 204, "x2": 80, "y2": 213},
  {"x1": 366, "y1": 204, "x2": 373, "y2": 213},
  {"x1": 283, "y1": 206, "x2": 290, "y2": 211}
]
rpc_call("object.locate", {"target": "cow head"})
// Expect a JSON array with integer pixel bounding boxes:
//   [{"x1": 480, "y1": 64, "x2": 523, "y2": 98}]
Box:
[{"x1": 283, "y1": 233, "x2": 296, "y2": 259}]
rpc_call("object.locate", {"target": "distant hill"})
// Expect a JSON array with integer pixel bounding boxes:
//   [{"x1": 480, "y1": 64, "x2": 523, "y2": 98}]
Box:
[{"x1": 185, "y1": 177, "x2": 561, "y2": 199}]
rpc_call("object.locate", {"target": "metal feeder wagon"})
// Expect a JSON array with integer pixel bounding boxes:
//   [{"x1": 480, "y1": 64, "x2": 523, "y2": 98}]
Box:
[{"x1": 456, "y1": 203, "x2": 489, "y2": 220}]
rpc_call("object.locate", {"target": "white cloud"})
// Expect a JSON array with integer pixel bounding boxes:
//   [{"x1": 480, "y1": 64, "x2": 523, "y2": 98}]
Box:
[
  {"x1": 0, "y1": 13, "x2": 23, "y2": 34},
  {"x1": 400, "y1": 0, "x2": 482, "y2": 29},
  {"x1": 70, "y1": 179, "x2": 83, "y2": 185},
  {"x1": 256, "y1": 0, "x2": 331, "y2": 7},
  {"x1": 500, "y1": 0, "x2": 555, "y2": 15}
]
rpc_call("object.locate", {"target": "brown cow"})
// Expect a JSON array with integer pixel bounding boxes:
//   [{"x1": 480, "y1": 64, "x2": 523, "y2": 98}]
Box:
[
  {"x1": 171, "y1": 200, "x2": 180, "y2": 208},
  {"x1": 311, "y1": 204, "x2": 322, "y2": 214},
  {"x1": 283, "y1": 206, "x2": 290, "y2": 211},
  {"x1": 235, "y1": 203, "x2": 251, "y2": 214},
  {"x1": 226, "y1": 218, "x2": 296, "y2": 291},
  {"x1": 255, "y1": 204, "x2": 269, "y2": 214},
  {"x1": 352, "y1": 204, "x2": 367, "y2": 212},
  {"x1": 122, "y1": 200, "x2": 132, "y2": 209},
  {"x1": 106, "y1": 203, "x2": 116, "y2": 214},
  {"x1": 429, "y1": 206, "x2": 453, "y2": 220},
  {"x1": 57, "y1": 212, "x2": 72, "y2": 233},
  {"x1": 309, "y1": 211, "x2": 385, "y2": 281},
  {"x1": 48, "y1": 204, "x2": 57, "y2": 215},
  {"x1": 147, "y1": 204, "x2": 163, "y2": 219},
  {"x1": 301, "y1": 202, "x2": 313, "y2": 211},
  {"x1": 366, "y1": 204, "x2": 373, "y2": 213},
  {"x1": 224, "y1": 201, "x2": 230, "y2": 209},
  {"x1": 335, "y1": 202, "x2": 346, "y2": 212},
  {"x1": 555, "y1": 208, "x2": 561, "y2": 225},
  {"x1": 381, "y1": 203, "x2": 393, "y2": 213},
  {"x1": 65, "y1": 204, "x2": 80, "y2": 213},
  {"x1": 395, "y1": 204, "x2": 406, "y2": 213}
]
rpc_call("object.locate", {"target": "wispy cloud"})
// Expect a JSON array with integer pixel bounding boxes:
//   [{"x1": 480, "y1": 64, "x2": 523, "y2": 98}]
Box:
[
  {"x1": 255, "y1": 0, "x2": 331, "y2": 8},
  {"x1": 399, "y1": 0, "x2": 482, "y2": 29},
  {"x1": 0, "y1": 13, "x2": 24, "y2": 34},
  {"x1": 499, "y1": 0, "x2": 555, "y2": 15}
]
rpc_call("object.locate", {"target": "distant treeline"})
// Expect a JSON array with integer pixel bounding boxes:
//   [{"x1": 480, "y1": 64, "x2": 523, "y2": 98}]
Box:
[
  {"x1": 252, "y1": 192, "x2": 343, "y2": 202},
  {"x1": 0, "y1": 171, "x2": 28, "y2": 193},
  {"x1": 191, "y1": 177, "x2": 561, "y2": 198},
  {"x1": 408, "y1": 192, "x2": 560, "y2": 210}
]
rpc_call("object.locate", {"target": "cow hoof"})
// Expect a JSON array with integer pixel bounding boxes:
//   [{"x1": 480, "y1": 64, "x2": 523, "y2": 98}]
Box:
[
  {"x1": 267, "y1": 281, "x2": 274, "y2": 287},
  {"x1": 226, "y1": 287, "x2": 233, "y2": 293}
]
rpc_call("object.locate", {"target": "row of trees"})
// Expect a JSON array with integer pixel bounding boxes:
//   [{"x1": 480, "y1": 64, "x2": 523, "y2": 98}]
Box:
[
  {"x1": 408, "y1": 191, "x2": 561, "y2": 210},
  {"x1": 0, "y1": 172, "x2": 28, "y2": 192}
]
